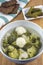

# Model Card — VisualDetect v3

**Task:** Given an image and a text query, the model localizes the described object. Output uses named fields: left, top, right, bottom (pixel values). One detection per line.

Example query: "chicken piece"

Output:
left=12, top=4, right=19, bottom=14
left=1, top=0, right=17, bottom=7
left=0, top=5, right=15, bottom=14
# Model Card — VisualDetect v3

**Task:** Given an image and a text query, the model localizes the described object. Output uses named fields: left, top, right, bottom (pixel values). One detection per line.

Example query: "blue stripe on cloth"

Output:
left=19, top=7, right=22, bottom=11
left=9, top=14, right=17, bottom=17
left=0, top=0, right=5, bottom=2
left=19, top=0, right=28, bottom=3
left=0, top=16, right=9, bottom=23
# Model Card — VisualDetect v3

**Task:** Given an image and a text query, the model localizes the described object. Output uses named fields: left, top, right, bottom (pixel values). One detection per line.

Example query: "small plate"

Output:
left=22, top=5, right=43, bottom=20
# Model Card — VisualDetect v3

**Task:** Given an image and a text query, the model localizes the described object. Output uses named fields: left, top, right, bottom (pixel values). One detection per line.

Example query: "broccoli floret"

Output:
left=8, top=48, right=19, bottom=59
left=3, top=39, right=9, bottom=47
left=24, top=31, right=31, bottom=36
left=7, top=31, right=17, bottom=44
left=8, top=45, right=14, bottom=52
left=7, top=35, right=15, bottom=44
left=34, top=40, right=41, bottom=49
left=2, top=47, right=7, bottom=53
left=30, top=33, right=38, bottom=43
left=27, top=46, right=37, bottom=58
left=3, top=38, right=9, bottom=47
left=22, top=35, right=30, bottom=43
left=12, top=41, right=16, bottom=46
left=12, top=41, right=20, bottom=49
left=29, top=33, right=41, bottom=49
left=3, top=43, right=9, bottom=48
left=3, top=38, right=7, bottom=44
left=23, top=43, right=32, bottom=51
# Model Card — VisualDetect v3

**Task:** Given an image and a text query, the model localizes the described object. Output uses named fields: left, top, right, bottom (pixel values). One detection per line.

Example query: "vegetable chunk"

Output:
left=8, top=48, right=19, bottom=59
left=15, top=26, right=26, bottom=35
left=27, top=46, right=37, bottom=58
left=16, top=37, right=26, bottom=48
left=2, top=26, right=41, bottom=60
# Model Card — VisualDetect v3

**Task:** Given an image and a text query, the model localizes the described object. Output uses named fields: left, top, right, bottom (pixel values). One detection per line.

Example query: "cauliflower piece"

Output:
left=22, top=35, right=30, bottom=43
left=8, top=45, right=14, bottom=52
left=19, top=49, right=28, bottom=60
left=8, top=48, right=19, bottom=59
left=27, top=46, right=37, bottom=58
left=15, top=26, right=26, bottom=35
left=16, top=37, right=26, bottom=48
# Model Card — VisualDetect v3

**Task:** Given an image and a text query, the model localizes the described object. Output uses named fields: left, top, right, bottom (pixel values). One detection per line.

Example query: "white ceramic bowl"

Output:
left=0, top=20, right=43, bottom=64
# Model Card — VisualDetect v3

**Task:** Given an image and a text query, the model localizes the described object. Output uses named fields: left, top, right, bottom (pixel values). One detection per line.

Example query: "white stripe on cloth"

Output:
left=0, top=2, right=2, bottom=6
left=0, top=18, right=5, bottom=28
left=5, top=0, right=10, bottom=1
left=17, top=0, right=26, bottom=8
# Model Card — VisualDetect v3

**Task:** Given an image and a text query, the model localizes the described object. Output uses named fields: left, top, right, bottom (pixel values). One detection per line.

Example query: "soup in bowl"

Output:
left=0, top=20, right=43, bottom=64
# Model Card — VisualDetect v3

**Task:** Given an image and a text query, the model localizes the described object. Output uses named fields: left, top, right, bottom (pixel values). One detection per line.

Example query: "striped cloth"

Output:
left=0, top=0, right=30, bottom=28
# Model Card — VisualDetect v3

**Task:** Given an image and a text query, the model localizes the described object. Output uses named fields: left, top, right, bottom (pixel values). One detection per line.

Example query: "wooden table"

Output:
left=0, top=0, right=43, bottom=65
